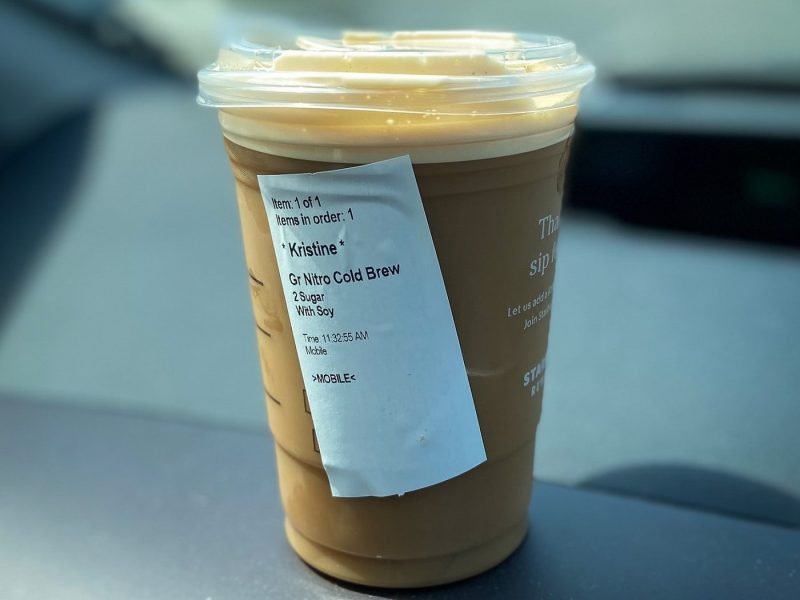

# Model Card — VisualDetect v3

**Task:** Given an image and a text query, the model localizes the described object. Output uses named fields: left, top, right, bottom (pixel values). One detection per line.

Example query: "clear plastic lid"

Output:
left=198, top=30, right=594, bottom=113
left=198, top=31, right=594, bottom=163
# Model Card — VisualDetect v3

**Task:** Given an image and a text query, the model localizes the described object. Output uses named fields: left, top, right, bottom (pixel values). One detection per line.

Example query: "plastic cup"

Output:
left=198, top=30, right=593, bottom=588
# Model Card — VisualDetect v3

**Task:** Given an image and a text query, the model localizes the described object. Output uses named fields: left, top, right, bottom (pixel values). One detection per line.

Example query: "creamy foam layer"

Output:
left=199, top=31, right=594, bottom=163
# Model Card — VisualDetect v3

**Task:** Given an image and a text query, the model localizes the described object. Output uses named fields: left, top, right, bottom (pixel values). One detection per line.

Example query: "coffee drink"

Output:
left=199, top=31, right=593, bottom=587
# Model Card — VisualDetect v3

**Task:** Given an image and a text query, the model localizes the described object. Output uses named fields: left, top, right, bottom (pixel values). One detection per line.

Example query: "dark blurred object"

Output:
left=568, top=83, right=800, bottom=247
left=0, top=0, right=177, bottom=160
left=0, top=0, right=183, bottom=322
left=0, top=110, right=93, bottom=326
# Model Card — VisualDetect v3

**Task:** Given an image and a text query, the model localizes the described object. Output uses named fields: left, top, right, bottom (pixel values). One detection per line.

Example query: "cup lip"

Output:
left=197, top=30, right=595, bottom=111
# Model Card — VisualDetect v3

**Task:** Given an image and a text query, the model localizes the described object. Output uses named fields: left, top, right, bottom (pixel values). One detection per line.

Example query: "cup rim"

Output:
left=197, top=30, right=595, bottom=112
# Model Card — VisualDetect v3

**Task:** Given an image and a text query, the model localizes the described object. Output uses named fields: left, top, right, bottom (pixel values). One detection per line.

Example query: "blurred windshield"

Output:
left=1, top=0, right=799, bottom=531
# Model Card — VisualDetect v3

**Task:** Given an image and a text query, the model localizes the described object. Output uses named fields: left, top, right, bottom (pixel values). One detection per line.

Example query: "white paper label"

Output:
left=258, top=156, right=486, bottom=498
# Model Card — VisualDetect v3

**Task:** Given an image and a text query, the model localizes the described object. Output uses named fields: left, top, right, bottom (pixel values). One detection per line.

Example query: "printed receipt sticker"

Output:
left=259, top=156, right=486, bottom=498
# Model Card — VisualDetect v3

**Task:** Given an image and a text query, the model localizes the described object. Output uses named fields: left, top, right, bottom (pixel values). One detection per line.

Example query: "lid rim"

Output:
left=198, top=31, right=595, bottom=109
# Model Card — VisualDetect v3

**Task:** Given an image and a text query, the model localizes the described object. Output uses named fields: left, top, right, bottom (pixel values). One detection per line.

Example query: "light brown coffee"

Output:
left=224, top=137, right=569, bottom=587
